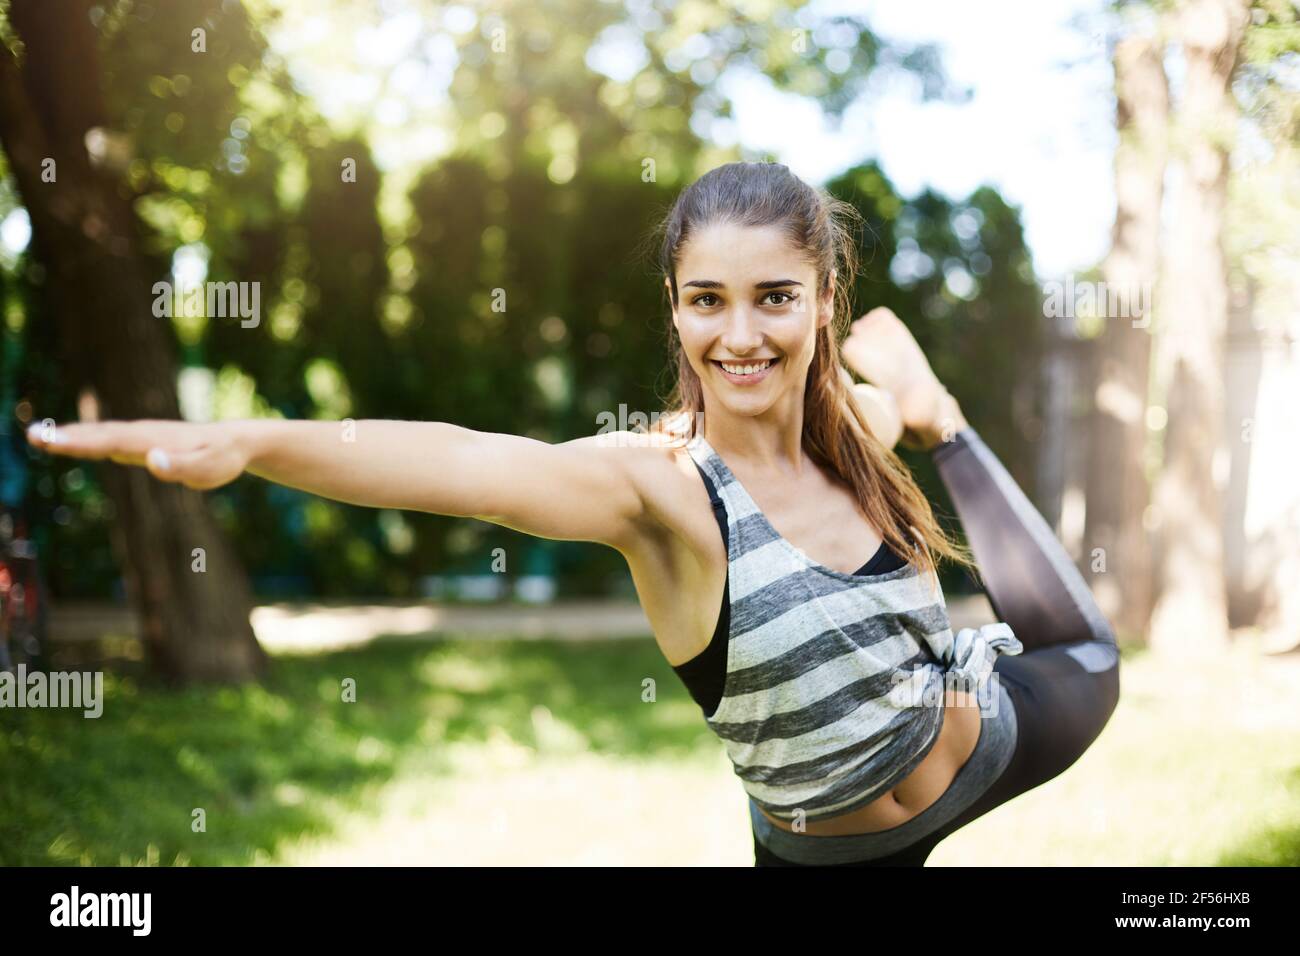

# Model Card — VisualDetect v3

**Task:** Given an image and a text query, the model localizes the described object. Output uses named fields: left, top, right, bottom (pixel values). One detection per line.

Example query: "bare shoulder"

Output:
left=575, top=429, right=718, bottom=564
left=577, top=427, right=704, bottom=508
left=579, top=429, right=725, bottom=664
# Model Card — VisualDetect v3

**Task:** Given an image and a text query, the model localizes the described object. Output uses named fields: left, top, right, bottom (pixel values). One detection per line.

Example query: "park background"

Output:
left=0, top=0, right=1297, bottom=865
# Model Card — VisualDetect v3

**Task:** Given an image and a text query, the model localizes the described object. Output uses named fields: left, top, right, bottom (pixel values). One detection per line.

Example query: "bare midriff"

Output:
left=758, top=687, right=984, bottom=836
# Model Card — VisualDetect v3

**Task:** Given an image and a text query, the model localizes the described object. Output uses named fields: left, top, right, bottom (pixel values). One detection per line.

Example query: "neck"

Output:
left=700, top=387, right=809, bottom=476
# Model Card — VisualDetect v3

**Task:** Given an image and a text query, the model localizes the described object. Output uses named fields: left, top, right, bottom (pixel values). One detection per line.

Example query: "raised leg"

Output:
left=830, top=308, right=1123, bottom=867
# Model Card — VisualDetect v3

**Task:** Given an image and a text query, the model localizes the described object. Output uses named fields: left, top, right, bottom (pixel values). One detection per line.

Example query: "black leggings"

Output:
left=754, top=428, right=1122, bottom=866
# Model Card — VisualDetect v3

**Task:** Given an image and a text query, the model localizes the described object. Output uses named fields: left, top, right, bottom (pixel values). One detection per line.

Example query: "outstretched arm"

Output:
left=26, top=418, right=651, bottom=551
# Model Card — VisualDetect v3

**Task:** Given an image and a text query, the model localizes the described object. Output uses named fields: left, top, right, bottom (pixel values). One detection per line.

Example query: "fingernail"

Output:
left=28, top=422, right=61, bottom=443
left=147, top=448, right=170, bottom=473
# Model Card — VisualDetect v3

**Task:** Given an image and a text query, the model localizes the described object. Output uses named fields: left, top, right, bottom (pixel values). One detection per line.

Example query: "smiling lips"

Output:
left=712, top=357, right=780, bottom=383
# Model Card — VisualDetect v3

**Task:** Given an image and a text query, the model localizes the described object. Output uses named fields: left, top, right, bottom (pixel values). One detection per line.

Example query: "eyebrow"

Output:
left=682, top=279, right=803, bottom=290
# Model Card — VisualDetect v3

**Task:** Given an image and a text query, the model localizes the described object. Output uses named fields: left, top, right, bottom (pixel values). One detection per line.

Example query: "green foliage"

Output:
left=2, top=1, right=1044, bottom=599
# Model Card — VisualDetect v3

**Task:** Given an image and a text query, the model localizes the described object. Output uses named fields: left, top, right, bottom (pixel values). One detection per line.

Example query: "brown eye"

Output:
left=692, top=293, right=719, bottom=307
left=765, top=291, right=795, bottom=306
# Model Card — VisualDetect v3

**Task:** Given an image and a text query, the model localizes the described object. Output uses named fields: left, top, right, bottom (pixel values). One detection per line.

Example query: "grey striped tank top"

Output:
left=682, top=430, right=1024, bottom=824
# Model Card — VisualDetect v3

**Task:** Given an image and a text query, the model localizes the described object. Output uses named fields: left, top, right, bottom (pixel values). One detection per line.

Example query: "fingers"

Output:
left=25, top=418, right=242, bottom=493
left=144, top=448, right=172, bottom=478
left=144, top=446, right=233, bottom=490
left=847, top=308, right=899, bottom=345
left=848, top=306, right=897, bottom=338
left=26, top=421, right=147, bottom=463
left=845, top=309, right=886, bottom=351
left=25, top=420, right=230, bottom=487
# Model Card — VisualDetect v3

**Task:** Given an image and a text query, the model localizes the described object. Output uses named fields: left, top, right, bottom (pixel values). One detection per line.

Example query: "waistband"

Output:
left=750, top=677, right=1018, bottom=865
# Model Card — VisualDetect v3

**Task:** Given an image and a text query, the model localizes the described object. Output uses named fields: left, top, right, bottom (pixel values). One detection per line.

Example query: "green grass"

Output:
left=2, top=634, right=1298, bottom=866
left=0, top=635, right=716, bottom=866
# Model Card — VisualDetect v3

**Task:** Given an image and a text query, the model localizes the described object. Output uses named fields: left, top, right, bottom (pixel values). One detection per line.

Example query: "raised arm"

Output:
left=25, top=418, right=652, bottom=551
left=839, top=365, right=905, bottom=449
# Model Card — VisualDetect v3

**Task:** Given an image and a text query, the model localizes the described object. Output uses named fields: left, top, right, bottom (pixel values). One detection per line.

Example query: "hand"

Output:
left=26, top=419, right=252, bottom=491
left=840, top=306, right=901, bottom=383
left=838, top=306, right=964, bottom=450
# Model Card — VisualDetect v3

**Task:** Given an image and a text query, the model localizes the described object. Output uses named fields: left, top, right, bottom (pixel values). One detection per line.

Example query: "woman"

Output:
left=27, top=161, right=1120, bottom=866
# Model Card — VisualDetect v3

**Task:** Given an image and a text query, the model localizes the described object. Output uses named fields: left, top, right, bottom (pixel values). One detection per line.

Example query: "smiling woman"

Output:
left=25, top=160, right=1120, bottom=869
left=635, top=161, right=1118, bottom=864
left=650, top=172, right=968, bottom=584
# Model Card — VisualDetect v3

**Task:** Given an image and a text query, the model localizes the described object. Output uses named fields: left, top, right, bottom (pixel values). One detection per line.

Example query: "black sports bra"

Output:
left=671, top=460, right=909, bottom=716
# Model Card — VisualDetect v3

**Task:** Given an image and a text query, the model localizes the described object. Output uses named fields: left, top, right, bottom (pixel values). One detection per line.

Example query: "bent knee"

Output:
left=1064, top=643, right=1122, bottom=739
left=1085, top=655, right=1121, bottom=735
left=1063, top=637, right=1119, bottom=676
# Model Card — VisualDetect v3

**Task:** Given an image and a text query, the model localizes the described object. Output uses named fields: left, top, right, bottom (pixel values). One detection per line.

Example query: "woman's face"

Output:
left=668, top=221, right=833, bottom=417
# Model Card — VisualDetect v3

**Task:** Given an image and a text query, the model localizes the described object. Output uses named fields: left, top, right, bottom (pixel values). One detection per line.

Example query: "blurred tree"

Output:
left=1083, top=7, right=1169, bottom=644
left=0, top=0, right=265, bottom=681
left=1147, top=0, right=1253, bottom=653
left=1219, top=0, right=1300, bottom=647
left=0, top=0, right=1050, bottom=630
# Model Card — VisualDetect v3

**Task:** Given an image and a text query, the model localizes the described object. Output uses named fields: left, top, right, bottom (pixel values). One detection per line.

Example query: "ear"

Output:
left=816, top=268, right=837, bottom=329
left=665, top=277, right=679, bottom=328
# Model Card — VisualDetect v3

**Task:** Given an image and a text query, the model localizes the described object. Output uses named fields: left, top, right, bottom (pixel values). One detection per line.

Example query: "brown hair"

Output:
left=646, top=161, right=973, bottom=581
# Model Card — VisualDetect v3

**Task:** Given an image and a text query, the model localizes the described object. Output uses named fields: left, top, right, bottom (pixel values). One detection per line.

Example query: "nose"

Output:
left=719, top=304, right=765, bottom=356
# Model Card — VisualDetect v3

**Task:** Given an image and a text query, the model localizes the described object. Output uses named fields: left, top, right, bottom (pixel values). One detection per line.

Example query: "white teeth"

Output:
left=720, top=360, right=774, bottom=376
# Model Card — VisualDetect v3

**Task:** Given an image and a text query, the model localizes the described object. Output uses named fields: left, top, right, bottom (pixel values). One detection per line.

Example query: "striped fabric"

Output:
left=683, top=431, right=1024, bottom=823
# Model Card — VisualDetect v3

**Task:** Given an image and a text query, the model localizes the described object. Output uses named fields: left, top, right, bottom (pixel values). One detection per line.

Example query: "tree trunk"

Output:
left=0, top=0, right=265, bottom=682
left=1147, top=0, right=1251, bottom=655
left=1083, top=27, right=1168, bottom=644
